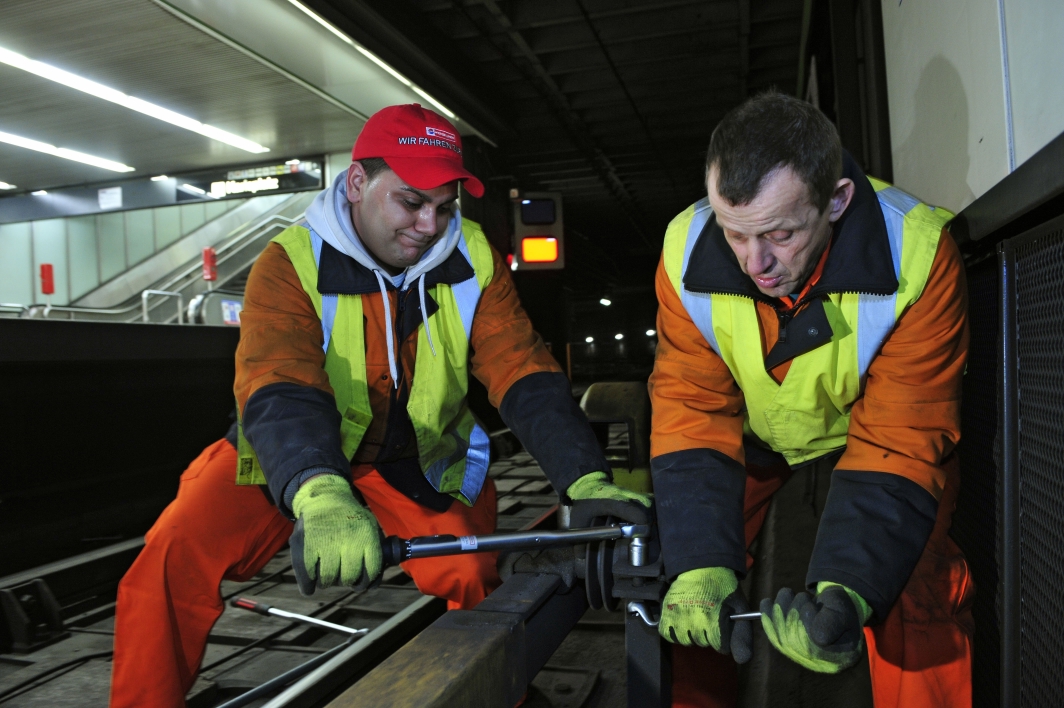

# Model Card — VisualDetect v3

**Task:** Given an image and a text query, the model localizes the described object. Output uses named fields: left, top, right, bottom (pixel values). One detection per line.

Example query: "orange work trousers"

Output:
left=672, top=455, right=974, bottom=708
left=109, top=439, right=500, bottom=708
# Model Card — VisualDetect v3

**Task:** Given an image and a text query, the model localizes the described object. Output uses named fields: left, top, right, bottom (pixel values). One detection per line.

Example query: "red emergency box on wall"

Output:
left=40, top=264, right=55, bottom=295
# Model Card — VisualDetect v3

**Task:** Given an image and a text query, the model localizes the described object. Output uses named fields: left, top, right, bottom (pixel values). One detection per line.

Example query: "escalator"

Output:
left=20, top=190, right=318, bottom=325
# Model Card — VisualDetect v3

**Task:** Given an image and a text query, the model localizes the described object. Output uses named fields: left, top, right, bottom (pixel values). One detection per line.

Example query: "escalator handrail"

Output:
left=23, top=212, right=303, bottom=322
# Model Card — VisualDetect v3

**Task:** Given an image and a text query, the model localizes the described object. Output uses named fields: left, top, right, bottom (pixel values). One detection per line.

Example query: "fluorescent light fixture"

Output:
left=646, top=329, right=656, bottom=336
left=599, top=298, right=612, bottom=306
left=585, top=336, right=594, bottom=343
left=285, top=159, right=300, bottom=165
left=354, top=44, right=455, bottom=119
left=614, top=333, right=624, bottom=340
left=285, top=0, right=457, bottom=119
left=0, top=130, right=134, bottom=172
left=355, top=46, right=411, bottom=84
left=286, top=0, right=353, bottom=43
left=150, top=174, right=169, bottom=181
left=179, top=183, right=205, bottom=195
left=410, top=86, right=457, bottom=119
left=31, top=189, right=47, bottom=195
left=0, top=181, right=16, bottom=190
left=0, top=45, right=268, bottom=154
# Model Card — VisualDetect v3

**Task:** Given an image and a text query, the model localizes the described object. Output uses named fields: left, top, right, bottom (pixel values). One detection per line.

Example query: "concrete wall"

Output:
left=881, top=0, right=1064, bottom=212
left=0, top=200, right=244, bottom=307
left=1003, top=0, right=1064, bottom=167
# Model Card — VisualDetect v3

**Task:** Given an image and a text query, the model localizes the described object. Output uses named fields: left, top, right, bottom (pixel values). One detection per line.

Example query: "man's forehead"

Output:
left=708, top=165, right=814, bottom=230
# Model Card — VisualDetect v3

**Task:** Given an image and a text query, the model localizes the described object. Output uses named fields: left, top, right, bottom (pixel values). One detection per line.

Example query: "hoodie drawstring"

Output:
left=419, top=273, right=437, bottom=357
left=372, top=270, right=399, bottom=389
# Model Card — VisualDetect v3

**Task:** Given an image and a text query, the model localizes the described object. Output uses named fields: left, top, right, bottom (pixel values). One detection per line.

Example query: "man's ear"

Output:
left=826, top=178, right=855, bottom=224
left=346, top=161, right=368, bottom=206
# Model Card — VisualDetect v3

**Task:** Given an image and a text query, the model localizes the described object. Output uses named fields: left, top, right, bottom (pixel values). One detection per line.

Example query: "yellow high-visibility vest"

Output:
left=662, top=179, right=951, bottom=465
left=237, top=219, right=494, bottom=505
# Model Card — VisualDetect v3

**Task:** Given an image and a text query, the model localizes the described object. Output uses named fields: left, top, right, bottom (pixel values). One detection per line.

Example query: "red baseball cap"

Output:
left=352, top=104, right=484, bottom=198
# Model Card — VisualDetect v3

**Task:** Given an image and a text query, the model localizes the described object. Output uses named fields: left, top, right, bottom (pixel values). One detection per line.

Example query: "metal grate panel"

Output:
left=1013, top=216, right=1064, bottom=707
left=952, top=257, right=1002, bottom=708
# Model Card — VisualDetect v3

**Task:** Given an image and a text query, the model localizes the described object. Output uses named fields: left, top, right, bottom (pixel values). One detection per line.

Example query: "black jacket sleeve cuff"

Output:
left=224, top=420, right=239, bottom=449
left=807, top=469, right=938, bottom=622
left=651, top=448, right=747, bottom=579
left=499, top=371, right=610, bottom=495
left=243, top=382, right=349, bottom=514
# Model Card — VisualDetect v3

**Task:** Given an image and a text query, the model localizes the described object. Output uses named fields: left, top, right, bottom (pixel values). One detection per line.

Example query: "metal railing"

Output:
left=147, top=212, right=303, bottom=301
left=142, top=290, right=184, bottom=324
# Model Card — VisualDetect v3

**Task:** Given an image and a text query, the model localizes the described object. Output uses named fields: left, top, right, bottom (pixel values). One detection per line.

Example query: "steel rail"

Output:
left=215, top=639, right=356, bottom=708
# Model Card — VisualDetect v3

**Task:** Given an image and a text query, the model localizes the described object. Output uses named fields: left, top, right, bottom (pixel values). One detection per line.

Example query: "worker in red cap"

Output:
left=109, top=104, right=647, bottom=708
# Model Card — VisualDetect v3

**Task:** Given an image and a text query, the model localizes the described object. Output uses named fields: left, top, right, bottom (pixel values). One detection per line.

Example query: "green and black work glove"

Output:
left=760, top=582, right=873, bottom=673
left=289, top=474, right=383, bottom=596
left=566, top=471, right=652, bottom=508
left=659, top=567, right=753, bottom=663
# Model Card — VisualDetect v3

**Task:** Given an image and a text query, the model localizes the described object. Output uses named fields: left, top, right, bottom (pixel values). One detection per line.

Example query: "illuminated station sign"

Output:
left=0, top=157, right=324, bottom=223
left=178, top=159, right=323, bottom=202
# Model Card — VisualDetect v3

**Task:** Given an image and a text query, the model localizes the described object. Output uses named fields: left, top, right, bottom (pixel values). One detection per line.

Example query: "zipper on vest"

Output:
left=776, top=310, right=794, bottom=343
left=392, top=289, right=405, bottom=387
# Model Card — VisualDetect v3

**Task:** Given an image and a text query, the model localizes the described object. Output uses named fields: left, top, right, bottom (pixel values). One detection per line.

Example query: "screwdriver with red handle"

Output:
left=230, top=597, right=369, bottom=636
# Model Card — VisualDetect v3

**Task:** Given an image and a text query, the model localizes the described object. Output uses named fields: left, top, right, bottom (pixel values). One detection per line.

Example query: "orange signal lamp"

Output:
left=521, top=237, right=558, bottom=263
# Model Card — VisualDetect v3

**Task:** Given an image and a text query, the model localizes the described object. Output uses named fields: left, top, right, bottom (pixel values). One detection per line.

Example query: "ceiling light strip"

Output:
left=0, top=130, right=134, bottom=172
left=284, top=0, right=456, bottom=119
left=0, top=45, right=268, bottom=154
left=151, top=0, right=368, bottom=123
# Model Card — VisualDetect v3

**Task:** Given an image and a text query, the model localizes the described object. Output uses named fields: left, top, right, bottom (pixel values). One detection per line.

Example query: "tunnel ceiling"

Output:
left=315, top=0, right=808, bottom=283
left=0, top=0, right=367, bottom=191
left=0, top=0, right=810, bottom=292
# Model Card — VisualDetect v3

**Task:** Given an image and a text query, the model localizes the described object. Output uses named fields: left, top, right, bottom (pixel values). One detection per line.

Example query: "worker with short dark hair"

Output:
left=650, top=92, right=972, bottom=706
left=109, top=104, right=649, bottom=708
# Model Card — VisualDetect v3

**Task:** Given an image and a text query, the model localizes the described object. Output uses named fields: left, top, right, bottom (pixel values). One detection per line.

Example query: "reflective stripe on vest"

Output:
left=678, top=197, right=720, bottom=354
left=662, top=179, right=951, bottom=465
left=309, top=230, right=483, bottom=353
left=308, top=226, right=490, bottom=503
left=238, top=217, right=494, bottom=506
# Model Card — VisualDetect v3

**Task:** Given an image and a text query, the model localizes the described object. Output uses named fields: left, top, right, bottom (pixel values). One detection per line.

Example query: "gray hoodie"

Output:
left=303, top=169, right=465, bottom=387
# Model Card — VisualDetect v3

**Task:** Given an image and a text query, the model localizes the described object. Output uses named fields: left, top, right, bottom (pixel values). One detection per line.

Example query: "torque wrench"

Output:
left=381, top=523, right=650, bottom=566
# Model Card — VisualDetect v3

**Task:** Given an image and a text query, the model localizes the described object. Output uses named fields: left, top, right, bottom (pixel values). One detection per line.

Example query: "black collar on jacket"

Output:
left=314, top=237, right=476, bottom=341
left=682, top=153, right=898, bottom=369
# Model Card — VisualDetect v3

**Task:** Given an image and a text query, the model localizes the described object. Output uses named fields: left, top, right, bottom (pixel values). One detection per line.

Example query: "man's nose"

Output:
left=414, top=206, right=437, bottom=234
left=745, top=240, right=774, bottom=276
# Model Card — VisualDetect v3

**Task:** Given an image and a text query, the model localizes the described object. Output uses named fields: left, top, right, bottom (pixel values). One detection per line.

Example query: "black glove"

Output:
left=759, top=583, right=871, bottom=673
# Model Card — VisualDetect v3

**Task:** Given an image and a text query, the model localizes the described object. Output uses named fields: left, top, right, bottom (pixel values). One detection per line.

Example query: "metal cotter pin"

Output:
left=627, top=601, right=659, bottom=626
